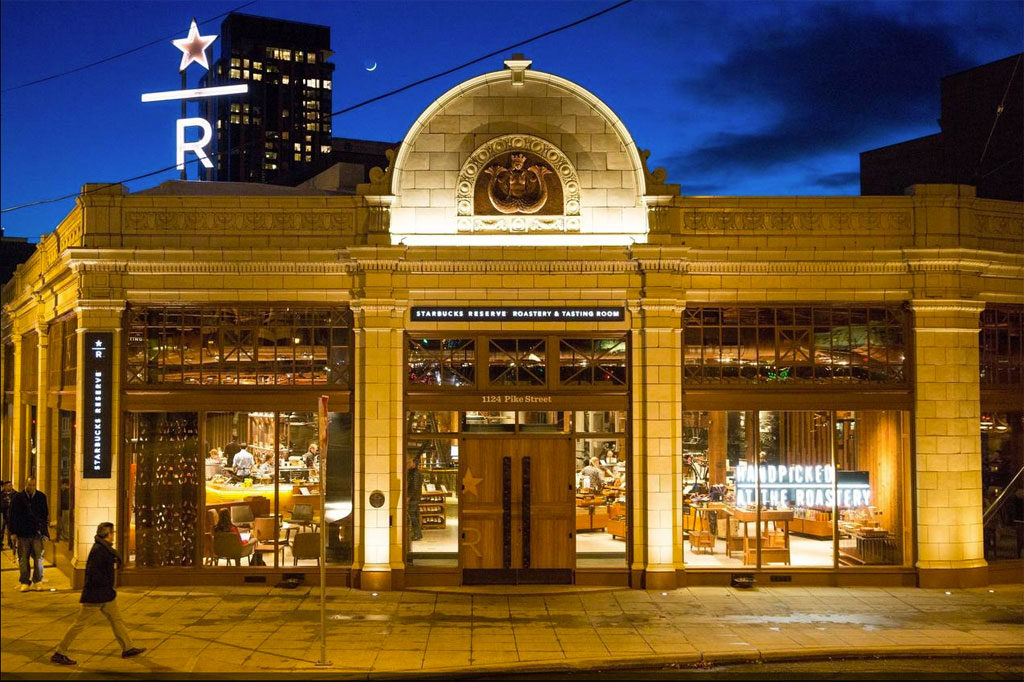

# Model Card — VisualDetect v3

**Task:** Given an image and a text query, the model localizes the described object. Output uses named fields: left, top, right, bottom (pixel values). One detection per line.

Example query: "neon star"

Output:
left=462, top=468, right=483, bottom=497
left=172, top=19, right=217, bottom=72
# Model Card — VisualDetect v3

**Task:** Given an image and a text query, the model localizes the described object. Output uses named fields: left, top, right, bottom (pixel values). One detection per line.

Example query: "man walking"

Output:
left=51, top=522, right=145, bottom=665
left=9, top=477, right=49, bottom=591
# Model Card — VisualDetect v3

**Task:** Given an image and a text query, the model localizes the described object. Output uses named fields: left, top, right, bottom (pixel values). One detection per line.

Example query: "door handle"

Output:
left=461, top=532, right=465, bottom=539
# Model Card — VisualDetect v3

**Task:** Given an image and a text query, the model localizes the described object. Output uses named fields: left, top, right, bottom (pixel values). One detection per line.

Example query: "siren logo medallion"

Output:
left=457, top=134, right=581, bottom=233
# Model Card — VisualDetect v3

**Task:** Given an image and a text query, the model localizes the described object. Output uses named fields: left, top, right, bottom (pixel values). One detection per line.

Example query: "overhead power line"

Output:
left=1, top=0, right=635, bottom=215
left=0, top=1, right=257, bottom=93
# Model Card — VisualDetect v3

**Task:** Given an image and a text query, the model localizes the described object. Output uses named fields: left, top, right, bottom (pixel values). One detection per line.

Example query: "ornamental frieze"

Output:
left=680, top=211, right=911, bottom=232
left=123, top=210, right=356, bottom=233
left=975, top=213, right=1024, bottom=237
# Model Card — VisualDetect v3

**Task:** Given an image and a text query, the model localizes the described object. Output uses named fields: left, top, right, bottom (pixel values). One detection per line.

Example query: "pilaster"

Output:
left=351, top=300, right=407, bottom=590
left=10, top=334, right=24, bottom=485
left=72, top=300, right=124, bottom=569
left=35, top=322, right=51, bottom=504
left=631, top=300, right=684, bottom=589
left=911, top=299, right=988, bottom=588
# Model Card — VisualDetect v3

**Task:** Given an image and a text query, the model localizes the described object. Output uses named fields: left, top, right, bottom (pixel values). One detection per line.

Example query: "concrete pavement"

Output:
left=1, top=552, right=1021, bottom=677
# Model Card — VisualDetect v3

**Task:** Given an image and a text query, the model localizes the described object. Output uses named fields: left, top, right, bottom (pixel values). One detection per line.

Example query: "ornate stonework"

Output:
left=456, top=134, right=581, bottom=230
left=123, top=210, right=356, bottom=233
left=680, top=211, right=911, bottom=232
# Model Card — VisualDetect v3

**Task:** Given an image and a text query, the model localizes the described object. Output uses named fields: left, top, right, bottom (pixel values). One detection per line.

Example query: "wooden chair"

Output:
left=244, top=496, right=271, bottom=518
left=230, top=505, right=255, bottom=529
left=288, top=503, right=317, bottom=532
left=291, top=532, right=320, bottom=566
left=212, top=532, right=256, bottom=566
left=253, top=517, right=285, bottom=564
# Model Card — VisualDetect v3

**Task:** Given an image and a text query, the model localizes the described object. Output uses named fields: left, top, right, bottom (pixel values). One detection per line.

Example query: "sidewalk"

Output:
left=2, top=551, right=1021, bottom=677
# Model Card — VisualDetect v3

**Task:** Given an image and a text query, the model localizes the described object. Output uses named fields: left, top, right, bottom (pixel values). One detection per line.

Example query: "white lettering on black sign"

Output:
left=83, top=332, right=113, bottom=479
left=411, top=306, right=625, bottom=322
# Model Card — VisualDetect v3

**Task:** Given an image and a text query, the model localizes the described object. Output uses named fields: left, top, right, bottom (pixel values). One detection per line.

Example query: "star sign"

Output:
left=462, top=468, right=483, bottom=497
left=172, top=19, right=217, bottom=72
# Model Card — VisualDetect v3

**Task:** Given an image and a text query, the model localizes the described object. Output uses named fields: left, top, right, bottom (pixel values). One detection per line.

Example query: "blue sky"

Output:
left=1, top=0, right=1021, bottom=241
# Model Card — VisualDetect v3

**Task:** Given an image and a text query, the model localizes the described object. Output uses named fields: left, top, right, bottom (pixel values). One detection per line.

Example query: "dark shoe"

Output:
left=51, top=652, right=76, bottom=665
left=121, top=647, right=146, bottom=658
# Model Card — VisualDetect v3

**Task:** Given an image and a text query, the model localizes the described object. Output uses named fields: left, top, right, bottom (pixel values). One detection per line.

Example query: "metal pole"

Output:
left=316, top=395, right=331, bottom=667
left=180, top=70, right=187, bottom=181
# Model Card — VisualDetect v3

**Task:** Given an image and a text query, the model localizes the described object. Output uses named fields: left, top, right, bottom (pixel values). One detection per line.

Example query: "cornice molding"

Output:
left=909, top=299, right=987, bottom=315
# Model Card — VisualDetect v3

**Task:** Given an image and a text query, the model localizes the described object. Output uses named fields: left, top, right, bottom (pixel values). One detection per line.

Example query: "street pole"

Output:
left=316, top=395, right=331, bottom=667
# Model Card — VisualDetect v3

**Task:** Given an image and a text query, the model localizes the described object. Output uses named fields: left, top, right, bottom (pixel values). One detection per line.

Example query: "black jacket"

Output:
left=9, top=490, right=48, bottom=538
left=81, top=536, right=121, bottom=604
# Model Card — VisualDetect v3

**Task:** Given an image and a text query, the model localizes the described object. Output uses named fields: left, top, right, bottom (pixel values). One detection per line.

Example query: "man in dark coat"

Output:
left=51, top=522, right=145, bottom=665
left=9, top=477, right=49, bottom=591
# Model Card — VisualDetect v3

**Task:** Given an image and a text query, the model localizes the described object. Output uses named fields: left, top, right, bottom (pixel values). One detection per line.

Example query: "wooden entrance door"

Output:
left=460, top=437, right=574, bottom=584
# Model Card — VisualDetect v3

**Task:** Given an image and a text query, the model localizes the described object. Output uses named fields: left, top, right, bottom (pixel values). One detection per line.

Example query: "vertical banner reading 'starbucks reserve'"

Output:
left=83, top=332, right=113, bottom=479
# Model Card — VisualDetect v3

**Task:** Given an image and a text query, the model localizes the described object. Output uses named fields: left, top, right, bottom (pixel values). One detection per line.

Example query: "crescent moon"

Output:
left=365, top=62, right=377, bottom=72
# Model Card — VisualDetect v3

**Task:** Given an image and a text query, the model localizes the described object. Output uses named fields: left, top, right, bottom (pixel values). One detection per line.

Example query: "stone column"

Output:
left=351, top=302, right=406, bottom=591
left=911, top=300, right=987, bottom=588
left=631, top=302, right=684, bottom=589
left=35, top=323, right=51, bottom=504
left=72, top=301, right=125, bottom=571
left=9, top=334, right=25, bottom=485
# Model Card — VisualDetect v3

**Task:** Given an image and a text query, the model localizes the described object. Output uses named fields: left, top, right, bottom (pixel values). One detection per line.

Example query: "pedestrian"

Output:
left=0, top=480, right=15, bottom=551
left=50, top=522, right=145, bottom=666
left=9, top=477, right=49, bottom=592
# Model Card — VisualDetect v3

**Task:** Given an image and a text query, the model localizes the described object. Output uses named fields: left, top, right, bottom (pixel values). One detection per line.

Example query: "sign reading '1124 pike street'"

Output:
left=83, top=333, right=113, bottom=479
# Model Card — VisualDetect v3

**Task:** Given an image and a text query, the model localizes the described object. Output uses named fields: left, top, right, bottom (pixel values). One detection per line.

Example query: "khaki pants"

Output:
left=57, top=599, right=134, bottom=655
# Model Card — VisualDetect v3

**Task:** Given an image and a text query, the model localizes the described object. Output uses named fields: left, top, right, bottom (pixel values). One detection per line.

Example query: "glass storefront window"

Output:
left=982, top=412, right=1023, bottom=562
left=56, top=410, right=75, bottom=548
left=462, top=411, right=515, bottom=432
left=681, top=410, right=907, bottom=569
left=518, top=411, right=566, bottom=433
left=126, top=412, right=200, bottom=567
left=407, top=411, right=459, bottom=435
left=575, top=437, right=627, bottom=567
left=980, top=307, right=1024, bottom=386
left=407, top=438, right=459, bottom=566
left=574, top=411, right=627, bottom=433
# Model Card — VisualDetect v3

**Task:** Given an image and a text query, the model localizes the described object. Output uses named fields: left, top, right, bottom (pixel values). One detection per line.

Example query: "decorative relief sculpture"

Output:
left=680, top=211, right=911, bottom=232
left=484, top=152, right=552, bottom=214
left=456, top=134, right=580, bottom=232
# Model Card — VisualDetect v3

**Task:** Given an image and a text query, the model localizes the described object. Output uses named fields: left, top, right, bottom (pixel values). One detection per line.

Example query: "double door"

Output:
left=459, top=437, right=574, bottom=584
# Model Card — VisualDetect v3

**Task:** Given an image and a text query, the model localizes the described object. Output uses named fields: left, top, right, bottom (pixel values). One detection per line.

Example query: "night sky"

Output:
left=1, top=0, right=1021, bottom=241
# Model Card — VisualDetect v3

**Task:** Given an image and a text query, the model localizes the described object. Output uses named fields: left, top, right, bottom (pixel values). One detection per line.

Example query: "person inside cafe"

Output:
left=580, top=457, right=605, bottom=493
left=232, top=443, right=255, bottom=479
left=303, top=444, right=319, bottom=470
left=214, top=509, right=242, bottom=539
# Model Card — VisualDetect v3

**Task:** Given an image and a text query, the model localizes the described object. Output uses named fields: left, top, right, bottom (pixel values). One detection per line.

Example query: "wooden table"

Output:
left=723, top=507, right=793, bottom=565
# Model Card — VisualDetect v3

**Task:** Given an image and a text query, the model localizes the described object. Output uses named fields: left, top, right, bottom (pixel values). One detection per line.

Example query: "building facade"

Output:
left=200, top=13, right=335, bottom=185
left=861, top=53, right=1023, bottom=203
left=2, top=59, right=1022, bottom=591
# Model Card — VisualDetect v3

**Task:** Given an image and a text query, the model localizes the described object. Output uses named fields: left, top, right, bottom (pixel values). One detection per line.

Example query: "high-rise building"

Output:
left=200, top=13, right=334, bottom=185
left=860, top=53, right=1023, bottom=202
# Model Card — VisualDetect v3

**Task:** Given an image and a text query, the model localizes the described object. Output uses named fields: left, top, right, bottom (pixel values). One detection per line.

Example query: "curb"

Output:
left=290, top=645, right=1024, bottom=678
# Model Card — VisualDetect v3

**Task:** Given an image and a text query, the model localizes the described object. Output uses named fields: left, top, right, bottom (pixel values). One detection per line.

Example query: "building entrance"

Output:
left=459, top=437, right=574, bottom=584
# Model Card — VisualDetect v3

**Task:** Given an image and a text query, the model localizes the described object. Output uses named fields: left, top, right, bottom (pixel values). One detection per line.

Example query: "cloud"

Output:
left=664, top=4, right=982, bottom=185
left=810, top=171, right=860, bottom=189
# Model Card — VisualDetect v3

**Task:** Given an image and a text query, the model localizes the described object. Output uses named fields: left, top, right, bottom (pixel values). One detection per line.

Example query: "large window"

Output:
left=406, top=334, right=629, bottom=390
left=982, top=411, right=1023, bottom=562
left=127, top=409, right=353, bottom=569
left=683, top=306, right=907, bottom=384
left=681, top=410, right=908, bottom=569
left=125, top=306, right=351, bottom=387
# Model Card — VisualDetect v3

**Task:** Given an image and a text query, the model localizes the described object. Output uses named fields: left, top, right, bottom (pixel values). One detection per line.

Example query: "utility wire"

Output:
left=1, top=0, right=634, bottom=215
left=0, top=1, right=257, bottom=93
left=974, top=52, right=1022, bottom=180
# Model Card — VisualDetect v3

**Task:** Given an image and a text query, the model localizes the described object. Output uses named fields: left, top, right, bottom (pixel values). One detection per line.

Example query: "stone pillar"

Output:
left=911, top=300, right=987, bottom=588
left=72, top=301, right=125, bottom=570
left=631, top=302, right=684, bottom=589
left=351, top=302, right=406, bottom=591
left=9, top=334, right=25, bottom=485
left=35, top=324, right=51, bottom=505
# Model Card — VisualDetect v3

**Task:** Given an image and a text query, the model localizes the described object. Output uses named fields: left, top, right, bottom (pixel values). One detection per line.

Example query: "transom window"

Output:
left=980, top=305, right=1023, bottom=386
left=683, top=305, right=907, bottom=384
left=126, top=306, right=351, bottom=387
left=406, top=334, right=628, bottom=390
